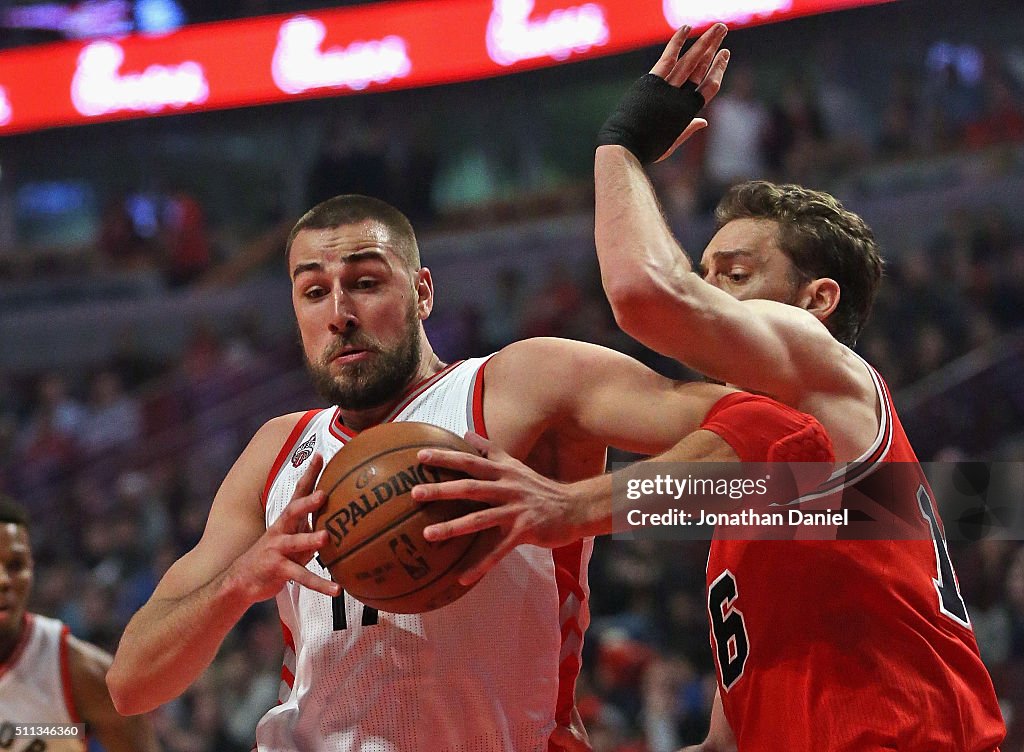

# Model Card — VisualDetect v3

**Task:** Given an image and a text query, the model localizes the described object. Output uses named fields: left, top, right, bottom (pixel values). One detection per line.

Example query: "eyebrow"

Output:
left=699, top=249, right=759, bottom=273
left=291, top=250, right=390, bottom=281
left=710, top=249, right=757, bottom=262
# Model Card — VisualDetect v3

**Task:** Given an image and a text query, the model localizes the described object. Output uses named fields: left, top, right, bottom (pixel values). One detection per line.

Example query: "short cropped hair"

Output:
left=286, top=195, right=421, bottom=270
left=0, top=495, right=30, bottom=530
left=715, top=181, right=883, bottom=347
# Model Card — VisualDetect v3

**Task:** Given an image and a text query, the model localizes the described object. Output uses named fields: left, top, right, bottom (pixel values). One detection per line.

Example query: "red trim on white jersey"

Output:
left=280, top=619, right=295, bottom=653
left=470, top=356, right=491, bottom=439
left=59, top=624, right=83, bottom=724
left=328, top=360, right=465, bottom=440
left=385, top=360, right=463, bottom=422
left=327, top=407, right=354, bottom=442
left=551, top=541, right=587, bottom=729
left=262, top=409, right=321, bottom=509
left=278, top=618, right=297, bottom=704
left=0, top=612, right=34, bottom=679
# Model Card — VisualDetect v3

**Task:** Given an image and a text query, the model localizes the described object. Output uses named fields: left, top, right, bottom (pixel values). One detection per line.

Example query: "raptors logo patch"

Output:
left=291, top=434, right=316, bottom=467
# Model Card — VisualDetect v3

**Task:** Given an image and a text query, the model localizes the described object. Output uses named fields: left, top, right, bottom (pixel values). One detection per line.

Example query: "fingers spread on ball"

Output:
left=416, top=448, right=502, bottom=482
left=288, top=562, right=340, bottom=597
left=423, top=506, right=507, bottom=542
left=279, top=490, right=325, bottom=532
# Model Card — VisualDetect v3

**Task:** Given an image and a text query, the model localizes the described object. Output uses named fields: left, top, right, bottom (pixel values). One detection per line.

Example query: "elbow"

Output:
left=604, top=282, right=685, bottom=344
left=603, top=277, right=660, bottom=335
left=602, top=268, right=648, bottom=313
left=602, top=263, right=703, bottom=337
left=106, top=663, right=152, bottom=716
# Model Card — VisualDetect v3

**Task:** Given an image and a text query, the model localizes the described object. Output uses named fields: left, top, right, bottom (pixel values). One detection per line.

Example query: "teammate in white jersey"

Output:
left=108, top=188, right=749, bottom=752
left=0, top=496, right=160, bottom=752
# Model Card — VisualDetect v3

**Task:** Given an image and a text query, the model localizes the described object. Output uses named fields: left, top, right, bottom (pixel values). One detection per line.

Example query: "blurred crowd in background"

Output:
left=1, top=0, right=1024, bottom=749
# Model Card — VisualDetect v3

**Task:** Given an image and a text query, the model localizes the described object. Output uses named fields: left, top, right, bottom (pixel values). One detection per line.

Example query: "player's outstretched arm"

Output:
left=65, top=634, right=162, bottom=752
left=107, top=414, right=339, bottom=715
left=414, top=428, right=738, bottom=585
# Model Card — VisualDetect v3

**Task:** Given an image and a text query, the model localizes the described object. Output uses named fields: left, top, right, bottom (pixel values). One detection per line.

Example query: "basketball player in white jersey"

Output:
left=0, top=496, right=160, bottom=752
left=107, top=189, right=782, bottom=752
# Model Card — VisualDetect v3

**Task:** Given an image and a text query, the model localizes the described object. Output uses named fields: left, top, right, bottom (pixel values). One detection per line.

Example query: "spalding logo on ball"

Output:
left=313, top=422, right=502, bottom=614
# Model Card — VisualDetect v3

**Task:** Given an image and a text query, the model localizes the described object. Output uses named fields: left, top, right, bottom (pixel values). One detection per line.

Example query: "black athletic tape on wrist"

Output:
left=596, top=74, right=705, bottom=165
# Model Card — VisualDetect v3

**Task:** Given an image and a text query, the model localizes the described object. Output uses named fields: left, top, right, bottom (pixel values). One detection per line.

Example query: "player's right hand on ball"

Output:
left=412, top=433, right=585, bottom=585
left=230, top=454, right=341, bottom=603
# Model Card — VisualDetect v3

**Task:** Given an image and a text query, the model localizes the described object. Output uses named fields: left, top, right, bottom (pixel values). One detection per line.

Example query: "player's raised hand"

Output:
left=228, top=454, right=340, bottom=602
left=652, top=22, right=729, bottom=95
left=412, top=432, right=587, bottom=585
left=597, top=23, right=730, bottom=164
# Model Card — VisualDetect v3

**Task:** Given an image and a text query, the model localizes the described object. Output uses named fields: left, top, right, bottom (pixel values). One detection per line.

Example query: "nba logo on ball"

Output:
left=389, top=533, right=432, bottom=579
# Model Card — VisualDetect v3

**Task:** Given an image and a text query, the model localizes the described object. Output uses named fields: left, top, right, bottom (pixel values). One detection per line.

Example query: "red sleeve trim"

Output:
left=59, top=625, right=83, bottom=724
left=471, top=356, right=493, bottom=439
left=262, top=410, right=321, bottom=509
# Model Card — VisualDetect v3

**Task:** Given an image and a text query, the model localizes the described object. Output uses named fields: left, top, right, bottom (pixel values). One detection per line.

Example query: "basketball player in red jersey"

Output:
left=596, top=24, right=1004, bottom=751
left=416, top=25, right=1005, bottom=751
left=0, top=496, right=160, bottom=752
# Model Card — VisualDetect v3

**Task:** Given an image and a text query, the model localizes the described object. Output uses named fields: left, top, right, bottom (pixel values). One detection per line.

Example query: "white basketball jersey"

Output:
left=258, top=357, right=593, bottom=752
left=0, top=614, right=86, bottom=752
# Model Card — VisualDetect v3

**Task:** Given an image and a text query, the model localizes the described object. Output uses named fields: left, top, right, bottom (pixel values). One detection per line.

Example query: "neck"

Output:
left=338, top=347, right=446, bottom=432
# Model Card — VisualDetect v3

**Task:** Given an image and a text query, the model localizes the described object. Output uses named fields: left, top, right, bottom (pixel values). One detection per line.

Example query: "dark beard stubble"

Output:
left=304, top=305, right=422, bottom=410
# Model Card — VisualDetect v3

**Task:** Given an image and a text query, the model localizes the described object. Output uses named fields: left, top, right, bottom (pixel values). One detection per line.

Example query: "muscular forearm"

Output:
left=107, top=568, right=253, bottom=714
left=563, top=428, right=742, bottom=541
left=594, top=146, right=698, bottom=326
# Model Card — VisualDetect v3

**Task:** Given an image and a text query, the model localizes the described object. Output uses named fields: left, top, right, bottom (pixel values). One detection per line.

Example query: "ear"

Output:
left=415, top=267, right=434, bottom=320
left=798, top=277, right=840, bottom=322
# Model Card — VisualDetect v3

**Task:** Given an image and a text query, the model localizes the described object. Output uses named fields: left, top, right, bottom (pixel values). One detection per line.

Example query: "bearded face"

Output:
left=305, top=299, right=421, bottom=410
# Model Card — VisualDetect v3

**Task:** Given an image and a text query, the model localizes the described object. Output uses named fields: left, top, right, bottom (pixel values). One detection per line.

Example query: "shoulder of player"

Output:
left=212, top=410, right=317, bottom=512
left=242, top=411, right=317, bottom=469
left=489, top=337, right=631, bottom=378
left=487, top=337, right=639, bottom=400
left=742, top=299, right=869, bottom=397
left=65, top=632, right=111, bottom=680
left=62, top=633, right=113, bottom=717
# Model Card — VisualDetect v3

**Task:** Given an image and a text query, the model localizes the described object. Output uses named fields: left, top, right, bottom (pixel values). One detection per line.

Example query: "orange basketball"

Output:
left=313, top=421, right=501, bottom=614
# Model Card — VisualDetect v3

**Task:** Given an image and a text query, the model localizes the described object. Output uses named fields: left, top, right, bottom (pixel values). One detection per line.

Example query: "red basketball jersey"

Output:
left=702, top=370, right=1005, bottom=751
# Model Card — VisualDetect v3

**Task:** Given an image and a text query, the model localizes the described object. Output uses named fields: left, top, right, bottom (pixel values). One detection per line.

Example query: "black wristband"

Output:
left=597, top=74, right=705, bottom=165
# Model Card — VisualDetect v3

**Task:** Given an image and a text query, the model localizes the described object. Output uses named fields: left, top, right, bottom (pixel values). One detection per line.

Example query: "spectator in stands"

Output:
left=306, top=115, right=393, bottom=209
left=762, top=77, right=828, bottom=181
left=97, top=194, right=157, bottom=271
left=163, top=188, right=213, bottom=287
left=480, top=267, right=527, bottom=351
left=699, top=64, right=768, bottom=204
left=964, top=69, right=1024, bottom=149
left=79, top=369, right=144, bottom=456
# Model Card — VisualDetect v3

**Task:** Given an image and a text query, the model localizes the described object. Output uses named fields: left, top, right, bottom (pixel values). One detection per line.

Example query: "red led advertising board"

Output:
left=0, top=0, right=894, bottom=135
